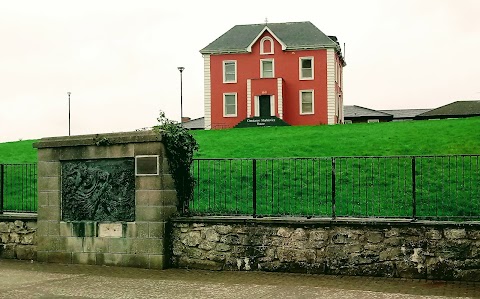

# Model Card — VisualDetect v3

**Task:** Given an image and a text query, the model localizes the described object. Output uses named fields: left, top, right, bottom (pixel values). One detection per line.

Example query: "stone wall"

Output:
left=171, top=218, right=480, bottom=281
left=0, top=218, right=37, bottom=260
left=33, top=131, right=177, bottom=269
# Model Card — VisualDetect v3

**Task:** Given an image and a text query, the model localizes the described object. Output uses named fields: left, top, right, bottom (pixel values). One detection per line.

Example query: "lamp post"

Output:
left=177, top=67, right=185, bottom=125
left=67, top=92, right=71, bottom=136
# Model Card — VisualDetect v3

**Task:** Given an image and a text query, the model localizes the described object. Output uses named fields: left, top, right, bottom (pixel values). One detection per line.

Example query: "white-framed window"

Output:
left=260, top=36, right=274, bottom=54
left=299, top=90, right=314, bottom=115
left=344, top=120, right=353, bottom=124
left=223, top=93, right=237, bottom=117
left=223, top=60, right=237, bottom=83
left=367, top=119, right=379, bottom=123
left=299, top=57, right=314, bottom=80
left=260, top=59, right=274, bottom=78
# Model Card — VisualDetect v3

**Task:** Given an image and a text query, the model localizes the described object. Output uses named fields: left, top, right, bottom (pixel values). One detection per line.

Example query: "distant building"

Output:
left=182, top=117, right=205, bottom=130
left=416, top=101, right=480, bottom=120
left=379, top=109, right=431, bottom=121
left=344, top=105, right=393, bottom=123
left=200, top=21, right=346, bottom=129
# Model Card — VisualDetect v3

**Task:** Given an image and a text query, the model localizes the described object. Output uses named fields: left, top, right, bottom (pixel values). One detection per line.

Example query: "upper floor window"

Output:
left=260, top=59, right=274, bottom=78
left=223, top=93, right=237, bottom=117
left=223, top=61, right=237, bottom=83
left=300, top=90, right=314, bottom=115
left=260, top=37, right=274, bottom=54
left=299, top=57, right=314, bottom=80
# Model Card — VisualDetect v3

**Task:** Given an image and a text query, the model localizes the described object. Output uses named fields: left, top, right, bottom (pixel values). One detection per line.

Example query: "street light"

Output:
left=177, top=67, right=185, bottom=125
left=67, top=92, right=71, bottom=136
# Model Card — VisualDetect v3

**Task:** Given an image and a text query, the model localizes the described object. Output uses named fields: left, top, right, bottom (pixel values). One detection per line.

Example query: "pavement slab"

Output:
left=0, top=260, right=478, bottom=298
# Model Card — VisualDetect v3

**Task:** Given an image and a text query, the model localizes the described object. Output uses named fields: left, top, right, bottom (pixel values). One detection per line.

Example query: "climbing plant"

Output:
left=154, top=111, right=198, bottom=214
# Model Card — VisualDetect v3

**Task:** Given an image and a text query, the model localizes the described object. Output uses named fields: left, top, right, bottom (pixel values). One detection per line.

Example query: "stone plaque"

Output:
left=135, top=155, right=159, bottom=176
left=98, top=223, right=123, bottom=237
left=61, top=158, right=135, bottom=222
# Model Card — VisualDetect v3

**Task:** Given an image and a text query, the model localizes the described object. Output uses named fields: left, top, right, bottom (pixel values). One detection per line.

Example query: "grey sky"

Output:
left=1, top=0, right=479, bottom=142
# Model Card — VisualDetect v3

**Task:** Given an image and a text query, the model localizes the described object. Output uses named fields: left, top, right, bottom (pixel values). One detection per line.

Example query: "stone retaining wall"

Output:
left=171, top=218, right=480, bottom=281
left=0, top=218, right=37, bottom=260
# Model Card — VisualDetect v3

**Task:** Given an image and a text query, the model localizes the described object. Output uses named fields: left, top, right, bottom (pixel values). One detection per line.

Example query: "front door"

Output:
left=259, top=95, right=271, bottom=117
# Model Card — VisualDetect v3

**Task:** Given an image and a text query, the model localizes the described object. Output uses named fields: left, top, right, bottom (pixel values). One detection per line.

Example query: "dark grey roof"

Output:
left=379, top=109, right=432, bottom=119
left=182, top=117, right=204, bottom=130
left=417, top=101, right=480, bottom=117
left=201, top=21, right=339, bottom=55
left=344, top=105, right=392, bottom=118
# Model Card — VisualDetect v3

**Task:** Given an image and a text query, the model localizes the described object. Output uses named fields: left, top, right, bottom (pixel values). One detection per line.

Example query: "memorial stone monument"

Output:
left=34, top=131, right=176, bottom=269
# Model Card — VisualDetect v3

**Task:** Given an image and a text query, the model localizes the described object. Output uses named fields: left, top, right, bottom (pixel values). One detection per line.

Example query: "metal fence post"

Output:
left=331, top=158, right=336, bottom=219
left=0, top=164, right=4, bottom=214
left=412, top=157, right=416, bottom=220
left=252, top=159, right=257, bottom=218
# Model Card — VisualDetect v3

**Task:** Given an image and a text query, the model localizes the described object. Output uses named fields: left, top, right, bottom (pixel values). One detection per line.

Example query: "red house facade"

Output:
left=201, top=22, right=346, bottom=129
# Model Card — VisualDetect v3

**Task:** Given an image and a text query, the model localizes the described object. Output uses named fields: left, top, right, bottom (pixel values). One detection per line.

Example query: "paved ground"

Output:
left=0, top=260, right=479, bottom=299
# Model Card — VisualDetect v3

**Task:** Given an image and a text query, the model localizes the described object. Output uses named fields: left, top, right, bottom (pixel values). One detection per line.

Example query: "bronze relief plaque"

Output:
left=61, top=158, right=135, bottom=221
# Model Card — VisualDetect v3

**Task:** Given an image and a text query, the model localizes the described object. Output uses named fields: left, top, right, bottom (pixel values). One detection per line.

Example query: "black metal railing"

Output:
left=0, top=163, right=37, bottom=213
left=188, top=155, right=480, bottom=220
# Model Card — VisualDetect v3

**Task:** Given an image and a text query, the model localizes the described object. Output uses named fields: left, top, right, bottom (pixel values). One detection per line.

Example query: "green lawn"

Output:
left=192, top=117, right=480, bottom=158
left=1, top=117, right=480, bottom=162
left=0, top=140, right=37, bottom=164
left=1, top=117, right=479, bottom=217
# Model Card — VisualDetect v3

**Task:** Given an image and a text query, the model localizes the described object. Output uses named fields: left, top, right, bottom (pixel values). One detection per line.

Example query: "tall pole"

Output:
left=67, top=92, right=71, bottom=136
left=177, top=67, right=185, bottom=125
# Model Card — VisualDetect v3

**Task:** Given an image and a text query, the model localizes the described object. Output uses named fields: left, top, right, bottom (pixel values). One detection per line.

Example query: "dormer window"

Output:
left=260, top=37, right=274, bottom=54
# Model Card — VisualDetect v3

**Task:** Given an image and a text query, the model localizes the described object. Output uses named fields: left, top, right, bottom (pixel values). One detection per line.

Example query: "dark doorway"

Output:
left=259, top=95, right=271, bottom=117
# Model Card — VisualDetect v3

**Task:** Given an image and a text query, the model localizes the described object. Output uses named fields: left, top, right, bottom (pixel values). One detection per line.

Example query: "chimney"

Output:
left=181, top=117, right=191, bottom=123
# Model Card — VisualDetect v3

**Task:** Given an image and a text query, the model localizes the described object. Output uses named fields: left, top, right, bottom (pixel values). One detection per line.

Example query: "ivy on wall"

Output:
left=154, top=111, right=199, bottom=214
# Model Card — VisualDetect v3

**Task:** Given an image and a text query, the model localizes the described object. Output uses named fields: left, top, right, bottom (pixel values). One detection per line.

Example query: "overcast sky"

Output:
left=0, top=0, right=479, bottom=143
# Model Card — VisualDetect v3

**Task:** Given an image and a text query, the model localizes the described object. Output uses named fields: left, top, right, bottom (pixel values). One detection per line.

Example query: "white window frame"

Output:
left=344, top=120, right=353, bottom=124
left=299, top=57, right=314, bottom=80
left=223, top=60, right=237, bottom=83
left=260, top=36, right=274, bottom=54
left=367, top=119, right=380, bottom=123
left=223, top=93, right=237, bottom=117
left=299, top=90, right=314, bottom=115
left=260, top=59, right=275, bottom=78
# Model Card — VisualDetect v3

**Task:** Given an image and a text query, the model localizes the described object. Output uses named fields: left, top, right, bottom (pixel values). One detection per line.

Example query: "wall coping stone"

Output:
left=33, top=130, right=162, bottom=149
left=0, top=213, right=37, bottom=221
left=172, top=216, right=480, bottom=228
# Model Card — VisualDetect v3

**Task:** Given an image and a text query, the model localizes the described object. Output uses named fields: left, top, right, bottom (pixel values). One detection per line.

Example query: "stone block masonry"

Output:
left=0, top=218, right=37, bottom=260
left=33, top=131, right=177, bottom=269
left=171, top=218, right=480, bottom=281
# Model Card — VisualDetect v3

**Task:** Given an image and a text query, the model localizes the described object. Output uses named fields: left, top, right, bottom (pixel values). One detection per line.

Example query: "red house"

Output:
left=200, top=21, right=346, bottom=129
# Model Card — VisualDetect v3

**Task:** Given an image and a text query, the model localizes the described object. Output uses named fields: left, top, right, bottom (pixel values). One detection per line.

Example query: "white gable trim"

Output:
left=247, top=26, right=287, bottom=52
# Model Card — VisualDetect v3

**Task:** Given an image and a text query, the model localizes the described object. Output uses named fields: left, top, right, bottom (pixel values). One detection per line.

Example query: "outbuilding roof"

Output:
left=200, top=21, right=344, bottom=64
left=416, top=101, right=480, bottom=118
left=344, top=105, right=392, bottom=118
left=182, top=117, right=205, bottom=130
left=379, top=109, right=431, bottom=119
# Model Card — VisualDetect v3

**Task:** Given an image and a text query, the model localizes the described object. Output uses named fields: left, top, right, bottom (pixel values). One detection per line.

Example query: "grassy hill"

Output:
left=0, top=140, right=38, bottom=164
left=192, top=117, right=480, bottom=158
left=0, top=117, right=479, bottom=163
left=1, top=117, right=479, bottom=218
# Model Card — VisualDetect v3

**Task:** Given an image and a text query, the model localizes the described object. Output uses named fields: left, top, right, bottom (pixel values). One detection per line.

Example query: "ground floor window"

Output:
left=300, top=90, right=314, bottom=114
left=223, top=93, right=237, bottom=117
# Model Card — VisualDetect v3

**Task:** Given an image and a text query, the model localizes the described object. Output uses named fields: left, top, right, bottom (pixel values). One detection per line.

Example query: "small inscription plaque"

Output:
left=98, top=223, right=123, bottom=237
left=235, top=116, right=290, bottom=128
left=135, top=155, right=159, bottom=176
